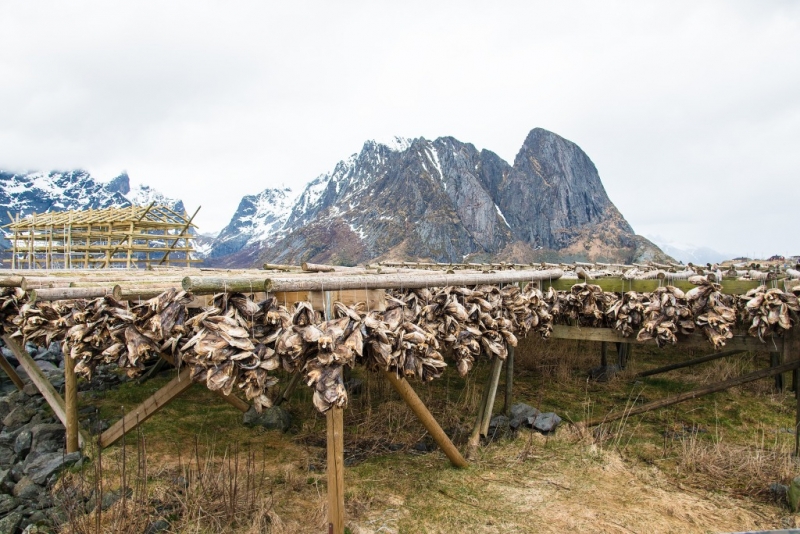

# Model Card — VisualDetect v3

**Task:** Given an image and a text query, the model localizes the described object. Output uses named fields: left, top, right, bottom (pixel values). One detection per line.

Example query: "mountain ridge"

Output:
left=207, top=127, right=668, bottom=267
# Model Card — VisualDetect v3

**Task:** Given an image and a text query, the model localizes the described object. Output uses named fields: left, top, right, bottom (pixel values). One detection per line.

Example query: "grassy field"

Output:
left=56, top=336, right=800, bottom=533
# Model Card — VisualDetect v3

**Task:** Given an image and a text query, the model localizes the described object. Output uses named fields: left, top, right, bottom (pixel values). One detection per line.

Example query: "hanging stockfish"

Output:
left=636, top=286, right=691, bottom=347
left=685, top=279, right=735, bottom=349
left=738, top=286, right=800, bottom=341
left=607, top=291, right=647, bottom=337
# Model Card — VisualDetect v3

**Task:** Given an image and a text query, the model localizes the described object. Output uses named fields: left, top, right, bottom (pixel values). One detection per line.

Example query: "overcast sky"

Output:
left=1, top=1, right=798, bottom=258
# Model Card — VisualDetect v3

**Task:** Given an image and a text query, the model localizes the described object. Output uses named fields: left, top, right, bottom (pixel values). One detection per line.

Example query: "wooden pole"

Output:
left=585, top=359, right=800, bottom=427
left=64, top=349, right=79, bottom=453
left=771, top=351, right=784, bottom=392
left=263, top=268, right=564, bottom=293
left=182, top=276, right=269, bottom=294
left=600, top=342, right=608, bottom=367
left=183, top=269, right=563, bottom=295
left=466, top=365, right=493, bottom=456
left=0, top=353, right=24, bottom=390
left=275, top=370, right=304, bottom=406
left=100, top=368, right=194, bottom=448
left=503, top=346, right=515, bottom=416
left=784, top=329, right=800, bottom=455
left=302, top=262, right=336, bottom=272
left=0, top=276, right=26, bottom=289
left=29, top=285, right=122, bottom=302
left=383, top=371, right=468, bottom=468
left=2, top=335, right=88, bottom=447
left=326, top=406, right=345, bottom=534
left=480, top=356, right=504, bottom=436
left=158, top=205, right=201, bottom=266
left=635, top=349, right=745, bottom=378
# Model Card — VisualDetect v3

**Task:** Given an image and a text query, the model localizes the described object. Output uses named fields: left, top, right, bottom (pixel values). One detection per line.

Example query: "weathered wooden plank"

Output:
left=99, top=368, right=194, bottom=448
left=551, top=325, right=783, bottom=352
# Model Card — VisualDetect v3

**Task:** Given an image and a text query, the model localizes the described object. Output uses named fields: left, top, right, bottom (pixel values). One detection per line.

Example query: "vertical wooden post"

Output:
left=784, top=329, right=800, bottom=456
left=383, top=371, right=468, bottom=468
left=466, top=363, right=493, bottom=455
left=503, top=346, right=515, bottom=416
left=64, top=352, right=79, bottom=453
left=771, top=352, right=784, bottom=392
left=600, top=341, right=608, bottom=367
left=326, top=407, right=345, bottom=534
left=480, top=356, right=504, bottom=436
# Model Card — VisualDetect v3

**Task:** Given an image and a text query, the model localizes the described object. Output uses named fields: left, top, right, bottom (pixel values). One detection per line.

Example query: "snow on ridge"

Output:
left=426, top=145, right=446, bottom=188
left=495, top=204, right=510, bottom=228
left=373, top=136, right=412, bottom=152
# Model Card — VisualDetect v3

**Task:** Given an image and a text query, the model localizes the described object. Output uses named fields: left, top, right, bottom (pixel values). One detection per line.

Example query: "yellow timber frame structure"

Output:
left=4, top=203, right=201, bottom=269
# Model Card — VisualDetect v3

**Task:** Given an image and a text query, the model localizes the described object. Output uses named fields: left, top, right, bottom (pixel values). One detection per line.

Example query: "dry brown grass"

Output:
left=57, top=338, right=800, bottom=533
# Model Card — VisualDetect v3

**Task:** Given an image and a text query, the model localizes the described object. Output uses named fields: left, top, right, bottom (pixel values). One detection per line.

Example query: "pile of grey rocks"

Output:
left=488, top=403, right=562, bottom=438
left=0, top=340, right=84, bottom=533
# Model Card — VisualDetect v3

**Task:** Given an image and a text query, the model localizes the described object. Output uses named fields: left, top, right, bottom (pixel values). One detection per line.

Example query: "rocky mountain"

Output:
left=0, top=170, right=185, bottom=223
left=0, top=170, right=186, bottom=248
left=208, top=128, right=668, bottom=267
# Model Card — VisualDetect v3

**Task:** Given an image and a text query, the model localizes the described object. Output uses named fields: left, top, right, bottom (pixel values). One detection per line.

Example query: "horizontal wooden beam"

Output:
left=550, top=325, right=784, bottom=352
left=261, top=268, right=564, bottom=293
left=585, top=358, right=800, bottom=426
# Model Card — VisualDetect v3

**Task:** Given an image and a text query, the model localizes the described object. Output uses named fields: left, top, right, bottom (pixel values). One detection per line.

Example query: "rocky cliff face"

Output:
left=207, top=128, right=670, bottom=266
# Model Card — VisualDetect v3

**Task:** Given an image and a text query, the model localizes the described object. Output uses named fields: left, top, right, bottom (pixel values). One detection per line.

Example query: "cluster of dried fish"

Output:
left=0, top=287, right=26, bottom=334
left=547, top=283, right=619, bottom=327
left=686, top=278, right=736, bottom=349
left=13, top=294, right=155, bottom=377
left=606, top=291, right=647, bottom=337
left=634, top=286, right=693, bottom=347
left=738, top=286, right=800, bottom=341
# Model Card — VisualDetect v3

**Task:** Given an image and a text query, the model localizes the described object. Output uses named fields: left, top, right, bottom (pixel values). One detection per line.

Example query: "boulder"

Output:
left=30, top=424, right=66, bottom=454
left=24, top=451, right=81, bottom=486
left=509, top=403, right=539, bottom=430
left=0, top=493, right=19, bottom=514
left=0, top=510, right=23, bottom=533
left=14, top=430, right=32, bottom=456
left=531, top=412, right=562, bottom=434
left=3, top=406, right=36, bottom=429
left=12, top=476, right=41, bottom=500
left=242, top=406, right=291, bottom=432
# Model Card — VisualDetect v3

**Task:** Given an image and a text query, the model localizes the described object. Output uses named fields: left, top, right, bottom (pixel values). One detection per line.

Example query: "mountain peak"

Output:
left=206, top=127, right=667, bottom=267
left=105, top=172, right=131, bottom=195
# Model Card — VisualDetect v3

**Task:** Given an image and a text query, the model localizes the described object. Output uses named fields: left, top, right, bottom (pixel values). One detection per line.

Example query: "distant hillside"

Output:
left=207, top=128, right=669, bottom=267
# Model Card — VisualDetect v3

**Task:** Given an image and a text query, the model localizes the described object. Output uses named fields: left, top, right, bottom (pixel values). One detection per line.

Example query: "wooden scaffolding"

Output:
left=4, top=203, right=201, bottom=269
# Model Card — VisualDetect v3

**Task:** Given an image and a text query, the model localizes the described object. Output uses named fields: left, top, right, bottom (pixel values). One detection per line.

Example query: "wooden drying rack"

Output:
left=0, top=265, right=798, bottom=534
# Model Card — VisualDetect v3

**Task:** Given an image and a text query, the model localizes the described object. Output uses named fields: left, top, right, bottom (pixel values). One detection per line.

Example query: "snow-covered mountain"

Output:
left=0, top=170, right=185, bottom=224
left=206, top=187, right=297, bottom=259
left=0, top=170, right=187, bottom=249
left=207, top=128, right=669, bottom=267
